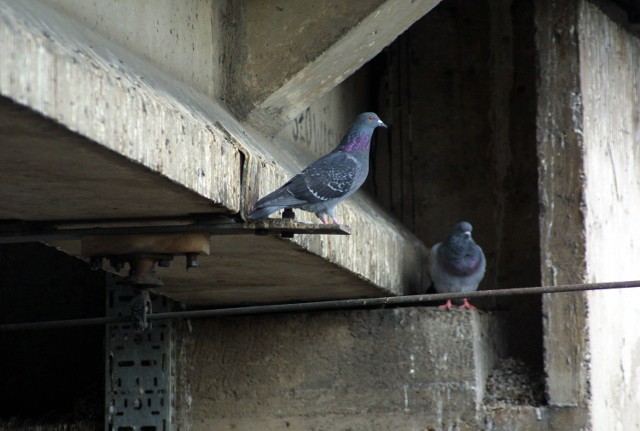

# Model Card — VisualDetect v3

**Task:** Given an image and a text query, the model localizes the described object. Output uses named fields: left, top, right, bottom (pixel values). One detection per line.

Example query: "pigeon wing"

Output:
left=286, top=152, right=359, bottom=203
left=251, top=173, right=309, bottom=210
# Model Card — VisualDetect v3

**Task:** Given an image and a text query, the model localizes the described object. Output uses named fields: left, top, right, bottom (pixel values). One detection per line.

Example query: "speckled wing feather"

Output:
left=249, top=152, right=358, bottom=215
left=286, top=152, right=359, bottom=203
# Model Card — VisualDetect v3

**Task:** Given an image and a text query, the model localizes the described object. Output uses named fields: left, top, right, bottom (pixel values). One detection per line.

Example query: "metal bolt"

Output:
left=90, top=256, right=103, bottom=270
left=133, top=398, right=142, bottom=410
left=281, top=208, right=296, bottom=238
left=158, top=257, right=172, bottom=268
left=186, top=253, right=198, bottom=270
left=109, top=258, right=124, bottom=272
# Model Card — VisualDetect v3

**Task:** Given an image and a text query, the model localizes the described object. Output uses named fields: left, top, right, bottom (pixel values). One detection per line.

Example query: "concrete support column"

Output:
left=535, top=0, right=589, bottom=409
left=536, top=1, right=640, bottom=428
left=578, top=1, right=640, bottom=429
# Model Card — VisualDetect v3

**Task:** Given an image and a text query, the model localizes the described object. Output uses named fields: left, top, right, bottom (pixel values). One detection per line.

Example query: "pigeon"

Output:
left=428, top=221, right=486, bottom=310
left=248, top=112, right=387, bottom=224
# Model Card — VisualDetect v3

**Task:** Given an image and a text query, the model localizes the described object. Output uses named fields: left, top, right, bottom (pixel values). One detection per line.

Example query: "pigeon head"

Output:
left=440, top=221, right=482, bottom=276
left=449, top=221, right=473, bottom=240
left=338, top=112, right=387, bottom=152
left=355, top=112, right=387, bottom=129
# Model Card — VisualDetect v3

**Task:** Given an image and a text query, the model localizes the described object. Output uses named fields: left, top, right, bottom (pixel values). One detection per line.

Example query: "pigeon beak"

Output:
left=463, top=231, right=471, bottom=238
left=378, top=120, right=387, bottom=128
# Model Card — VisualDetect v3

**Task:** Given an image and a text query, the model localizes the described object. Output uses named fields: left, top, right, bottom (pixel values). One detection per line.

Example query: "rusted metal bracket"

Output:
left=93, top=254, right=175, bottom=331
left=91, top=254, right=174, bottom=287
left=280, top=208, right=296, bottom=238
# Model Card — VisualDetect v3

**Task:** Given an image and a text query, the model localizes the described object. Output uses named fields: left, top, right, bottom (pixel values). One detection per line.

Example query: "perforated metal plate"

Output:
left=105, top=274, right=174, bottom=431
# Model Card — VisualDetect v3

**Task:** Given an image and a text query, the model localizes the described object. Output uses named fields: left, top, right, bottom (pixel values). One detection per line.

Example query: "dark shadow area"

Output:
left=365, top=0, right=544, bottom=386
left=0, top=243, right=104, bottom=428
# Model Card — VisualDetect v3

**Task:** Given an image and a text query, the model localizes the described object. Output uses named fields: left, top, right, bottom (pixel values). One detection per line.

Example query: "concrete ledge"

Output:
left=484, top=406, right=589, bottom=430
left=0, top=1, right=428, bottom=301
left=179, top=308, right=507, bottom=429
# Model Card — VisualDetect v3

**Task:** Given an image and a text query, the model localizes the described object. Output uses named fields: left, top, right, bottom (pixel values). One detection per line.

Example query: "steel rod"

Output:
left=1, top=279, right=639, bottom=332
left=0, top=316, right=123, bottom=331
left=0, top=220, right=350, bottom=243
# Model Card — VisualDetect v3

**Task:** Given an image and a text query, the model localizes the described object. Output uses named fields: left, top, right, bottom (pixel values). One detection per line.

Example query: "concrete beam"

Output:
left=0, top=1, right=243, bottom=214
left=225, top=0, right=444, bottom=136
left=0, top=1, right=428, bottom=304
left=43, top=0, right=225, bottom=101
left=0, top=97, right=228, bottom=220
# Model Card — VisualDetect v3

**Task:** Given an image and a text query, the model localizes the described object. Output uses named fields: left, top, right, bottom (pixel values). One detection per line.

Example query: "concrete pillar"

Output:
left=537, top=0, right=640, bottom=428
left=578, top=1, right=640, bottom=429
left=535, top=0, right=590, bottom=410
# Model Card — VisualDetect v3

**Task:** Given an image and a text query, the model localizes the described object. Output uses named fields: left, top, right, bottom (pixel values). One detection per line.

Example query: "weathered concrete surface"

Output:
left=0, top=1, right=429, bottom=303
left=44, top=0, right=224, bottom=100
left=535, top=0, right=590, bottom=410
left=0, top=97, right=226, bottom=220
left=276, top=73, right=373, bottom=160
left=129, top=234, right=390, bottom=306
left=484, top=406, right=589, bottom=431
left=227, top=0, right=444, bottom=136
left=579, top=1, right=640, bottom=429
left=43, top=0, right=443, bottom=137
left=177, top=308, right=507, bottom=430
left=0, top=1, right=243, bottom=213
left=536, top=1, right=640, bottom=428
left=46, top=0, right=440, bottom=136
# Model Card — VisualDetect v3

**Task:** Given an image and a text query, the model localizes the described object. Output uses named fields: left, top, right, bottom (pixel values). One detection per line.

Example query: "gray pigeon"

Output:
left=428, top=221, right=486, bottom=310
left=248, top=112, right=387, bottom=224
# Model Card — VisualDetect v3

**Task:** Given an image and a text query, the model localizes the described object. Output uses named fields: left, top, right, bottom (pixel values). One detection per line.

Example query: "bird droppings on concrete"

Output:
left=484, top=357, right=546, bottom=407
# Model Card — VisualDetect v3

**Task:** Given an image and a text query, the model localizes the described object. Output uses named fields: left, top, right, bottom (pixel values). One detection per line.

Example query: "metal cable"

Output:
left=1, top=279, right=639, bottom=332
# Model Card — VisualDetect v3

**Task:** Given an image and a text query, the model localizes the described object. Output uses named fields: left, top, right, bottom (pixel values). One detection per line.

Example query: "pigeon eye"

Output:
left=368, top=115, right=373, bottom=121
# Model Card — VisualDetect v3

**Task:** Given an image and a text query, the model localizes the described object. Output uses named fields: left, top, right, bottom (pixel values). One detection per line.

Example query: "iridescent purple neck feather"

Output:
left=338, top=129, right=375, bottom=152
left=336, top=112, right=387, bottom=153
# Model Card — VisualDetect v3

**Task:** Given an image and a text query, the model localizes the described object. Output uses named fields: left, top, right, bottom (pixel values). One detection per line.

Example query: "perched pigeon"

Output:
left=248, top=112, right=387, bottom=224
left=428, top=221, right=486, bottom=310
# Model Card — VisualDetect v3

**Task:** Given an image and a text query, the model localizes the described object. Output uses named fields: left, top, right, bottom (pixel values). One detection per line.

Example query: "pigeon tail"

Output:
left=247, top=206, right=284, bottom=220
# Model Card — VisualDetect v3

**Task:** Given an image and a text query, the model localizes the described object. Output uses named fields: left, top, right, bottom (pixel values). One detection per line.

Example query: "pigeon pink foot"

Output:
left=438, top=299, right=455, bottom=310
left=459, top=298, right=476, bottom=310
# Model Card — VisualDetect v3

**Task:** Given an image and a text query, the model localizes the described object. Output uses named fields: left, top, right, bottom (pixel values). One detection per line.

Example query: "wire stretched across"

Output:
left=1, top=279, right=639, bottom=332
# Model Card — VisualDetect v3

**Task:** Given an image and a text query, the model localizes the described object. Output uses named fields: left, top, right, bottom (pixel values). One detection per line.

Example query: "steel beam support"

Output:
left=105, top=274, right=175, bottom=431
